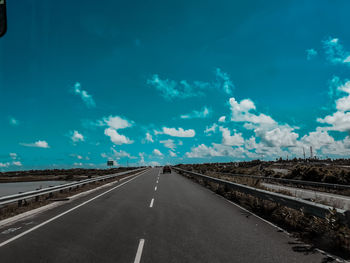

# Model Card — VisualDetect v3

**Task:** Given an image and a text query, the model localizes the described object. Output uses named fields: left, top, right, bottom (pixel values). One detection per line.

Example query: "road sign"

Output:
left=107, top=160, right=114, bottom=166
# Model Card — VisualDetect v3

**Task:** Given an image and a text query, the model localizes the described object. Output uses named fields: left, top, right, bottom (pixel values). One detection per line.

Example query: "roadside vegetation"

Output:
left=0, top=167, right=134, bottom=183
left=178, top=160, right=350, bottom=196
left=179, top=159, right=350, bottom=184
left=176, top=162, right=350, bottom=258
left=0, top=168, right=142, bottom=221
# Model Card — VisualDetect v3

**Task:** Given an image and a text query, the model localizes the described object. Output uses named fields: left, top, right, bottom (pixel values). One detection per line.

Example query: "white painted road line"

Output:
left=0, top=169, right=150, bottom=248
left=134, top=239, right=145, bottom=263
left=149, top=198, right=154, bottom=208
left=155, top=186, right=157, bottom=191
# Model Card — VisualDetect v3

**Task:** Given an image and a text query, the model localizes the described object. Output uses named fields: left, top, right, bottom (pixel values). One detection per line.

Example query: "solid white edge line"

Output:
left=134, top=239, right=145, bottom=263
left=149, top=198, right=154, bottom=208
left=174, top=171, right=348, bottom=263
left=0, top=169, right=148, bottom=228
left=0, top=169, right=151, bottom=248
left=223, top=197, right=347, bottom=263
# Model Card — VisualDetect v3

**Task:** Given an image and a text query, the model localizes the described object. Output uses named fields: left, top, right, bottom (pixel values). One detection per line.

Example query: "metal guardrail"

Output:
left=213, top=171, right=350, bottom=191
left=173, top=167, right=350, bottom=225
left=0, top=167, right=147, bottom=207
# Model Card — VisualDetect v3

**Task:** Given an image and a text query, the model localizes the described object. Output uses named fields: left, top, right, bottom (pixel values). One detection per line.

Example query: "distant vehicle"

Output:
left=163, top=166, right=171, bottom=174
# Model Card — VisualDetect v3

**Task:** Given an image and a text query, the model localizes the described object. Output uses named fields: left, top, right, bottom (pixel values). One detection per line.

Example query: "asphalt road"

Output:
left=0, top=168, right=329, bottom=262
left=262, top=182, right=350, bottom=210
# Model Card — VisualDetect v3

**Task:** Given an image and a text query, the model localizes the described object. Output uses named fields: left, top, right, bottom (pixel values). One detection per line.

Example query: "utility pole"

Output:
left=310, top=146, right=313, bottom=159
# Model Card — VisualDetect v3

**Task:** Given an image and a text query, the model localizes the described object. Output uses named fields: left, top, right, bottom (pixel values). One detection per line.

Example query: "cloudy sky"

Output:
left=1, top=0, right=350, bottom=170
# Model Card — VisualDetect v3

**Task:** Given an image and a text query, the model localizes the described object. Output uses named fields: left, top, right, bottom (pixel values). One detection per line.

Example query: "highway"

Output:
left=262, top=182, right=350, bottom=210
left=0, top=168, right=328, bottom=262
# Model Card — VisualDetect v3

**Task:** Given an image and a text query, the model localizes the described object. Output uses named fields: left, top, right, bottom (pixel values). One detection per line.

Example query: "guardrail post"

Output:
left=18, top=200, right=22, bottom=207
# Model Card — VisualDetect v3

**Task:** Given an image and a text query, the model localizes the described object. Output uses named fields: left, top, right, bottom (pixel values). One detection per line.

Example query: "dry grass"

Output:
left=0, top=167, right=136, bottom=183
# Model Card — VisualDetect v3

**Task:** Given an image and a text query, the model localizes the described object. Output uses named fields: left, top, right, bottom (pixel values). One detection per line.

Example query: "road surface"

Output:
left=262, top=182, right=350, bottom=210
left=0, top=168, right=329, bottom=262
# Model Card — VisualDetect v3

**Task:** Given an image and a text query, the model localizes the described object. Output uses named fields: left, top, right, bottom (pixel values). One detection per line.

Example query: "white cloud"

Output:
left=215, top=68, right=235, bottom=95
left=226, top=96, right=300, bottom=154
left=9, top=153, right=17, bottom=160
left=102, top=116, right=133, bottom=130
left=323, top=37, right=350, bottom=65
left=244, top=136, right=258, bottom=150
left=0, top=162, right=10, bottom=168
left=317, top=111, right=350, bottom=132
left=186, top=143, right=245, bottom=158
left=153, top=149, right=163, bottom=156
left=306, top=48, right=317, bottom=60
left=160, top=139, right=176, bottom=149
left=111, top=148, right=131, bottom=159
left=169, top=150, right=177, bottom=157
left=319, top=136, right=350, bottom=156
left=139, top=152, right=146, bottom=166
left=218, top=116, right=226, bottom=123
left=147, top=74, right=203, bottom=100
left=148, top=69, right=235, bottom=100
left=96, top=116, right=134, bottom=145
left=104, top=128, right=133, bottom=145
left=180, top=106, right=211, bottom=119
left=317, top=79, right=350, bottom=132
left=162, top=127, right=195, bottom=137
left=71, top=130, right=84, bottom=143
left=9, top=117, right=19, bottom=126
left=219, top=127, right=245, bottom=146
left=20, top=140, right=50, bottom=148
left=334, top=80, right=350, bottom=111
left=204, top=123, right=218, bottom=135
left=229, top=97, right=276, bottom=126
left=72, top=82, right=96, bottom=108
left=300, top=129, right=334, bottom=150
left=12, top=161, right=22, bottom=166
left=1, top=154, right=22, bottom=168
left=256, top=126, right=299, bottom=147
left=145, top=132, right=154, bottom=143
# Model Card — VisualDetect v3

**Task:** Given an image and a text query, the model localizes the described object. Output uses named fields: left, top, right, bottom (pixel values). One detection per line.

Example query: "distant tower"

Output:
left=303, top=148, right=306, bottom=159
left=310, top=146, right=313, bottom=159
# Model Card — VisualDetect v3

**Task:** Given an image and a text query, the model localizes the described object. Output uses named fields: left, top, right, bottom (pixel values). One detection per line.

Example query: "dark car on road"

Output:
left=163, top=166, right=171, bottom=174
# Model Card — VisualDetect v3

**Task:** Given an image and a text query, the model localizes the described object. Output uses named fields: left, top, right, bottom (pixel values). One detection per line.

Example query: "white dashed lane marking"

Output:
left=134, top=239, right=145, bottom=263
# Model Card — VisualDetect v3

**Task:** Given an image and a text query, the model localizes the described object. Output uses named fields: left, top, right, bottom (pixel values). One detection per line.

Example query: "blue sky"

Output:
left=1, top=0, right=350, bottom=170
